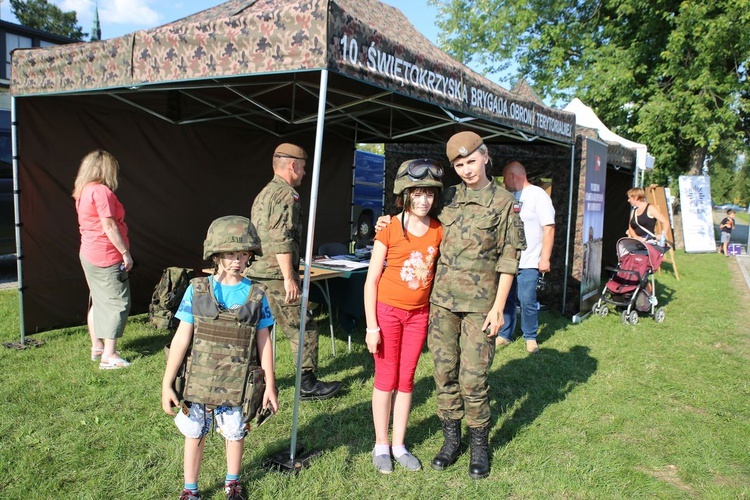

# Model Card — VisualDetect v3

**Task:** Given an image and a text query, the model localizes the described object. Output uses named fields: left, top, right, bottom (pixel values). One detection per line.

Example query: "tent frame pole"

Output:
left=562, top=143, right=575, bottom=315
left=267, top=69, right=329, bottom=472
left=11, top=96, right=28, bottom=348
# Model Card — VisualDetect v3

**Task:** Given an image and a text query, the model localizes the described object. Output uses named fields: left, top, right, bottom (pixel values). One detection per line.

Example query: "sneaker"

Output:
left=224, top=481, right=245, bottom=500
left=495, top=336, right=511, bottom=347
left=179, top=490, right=200, bottom=500
left=648, top=295, right=658, bottom=306
left=525, top=339, right=539, bottom=354
left=395, top=451, right=422, bottom=471
left=372, top=450, right=393, bottom=474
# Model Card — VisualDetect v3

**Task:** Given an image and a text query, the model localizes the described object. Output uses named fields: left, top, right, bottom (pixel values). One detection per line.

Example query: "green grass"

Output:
left=1, top=252, right=749, bottom=498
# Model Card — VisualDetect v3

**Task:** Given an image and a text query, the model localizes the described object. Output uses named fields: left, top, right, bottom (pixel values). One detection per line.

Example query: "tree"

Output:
left=356, top=143, right=385, bottom=155
left=432, top=0, right=750, bottom=181
left=10, top=0, right=85, bottom=40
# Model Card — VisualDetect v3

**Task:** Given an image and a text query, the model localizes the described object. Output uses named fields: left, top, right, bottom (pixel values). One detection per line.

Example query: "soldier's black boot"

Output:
left=299, top=370, right=342, bottom=401
left=468, top=425, right=490, bottom=479
left=431, top=418, right=462, bottom=470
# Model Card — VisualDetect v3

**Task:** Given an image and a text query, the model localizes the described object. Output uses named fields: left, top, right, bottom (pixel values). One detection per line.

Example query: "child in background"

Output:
left=718, top=209, right=736, bottom=256
left=162, top=216, right=277, bottom=500
left=363, top=159, right=443, bottom=474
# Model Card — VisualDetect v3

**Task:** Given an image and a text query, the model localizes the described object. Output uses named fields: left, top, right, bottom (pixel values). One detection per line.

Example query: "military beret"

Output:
left=446, top=131, right=483, bottom=162
left=274, top=143, right=308, bottom=160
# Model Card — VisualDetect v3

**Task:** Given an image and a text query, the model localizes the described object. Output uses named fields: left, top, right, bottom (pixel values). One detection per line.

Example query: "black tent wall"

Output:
left=17, top=95, right=352, bottom=333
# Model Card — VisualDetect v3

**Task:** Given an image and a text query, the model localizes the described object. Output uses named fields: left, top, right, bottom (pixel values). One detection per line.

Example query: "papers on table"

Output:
left=312, top=257, right=370, bottom=271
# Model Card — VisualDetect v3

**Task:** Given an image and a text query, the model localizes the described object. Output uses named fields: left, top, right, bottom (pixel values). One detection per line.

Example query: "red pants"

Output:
left=373, top=302, right=429, bottom=392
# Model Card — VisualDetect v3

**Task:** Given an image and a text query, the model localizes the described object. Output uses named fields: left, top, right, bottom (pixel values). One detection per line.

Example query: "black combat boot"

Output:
left=299, top=370, right=342, bottom=401
left=468, top=425, right=490, bottom=479
left=431, top=418, right=462, bottom=470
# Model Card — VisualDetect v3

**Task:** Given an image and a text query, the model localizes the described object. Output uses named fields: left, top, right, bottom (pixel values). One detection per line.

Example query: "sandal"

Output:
left=90, top=348, right=104, bottom=361
left=99, top=356, right=131, bottom=370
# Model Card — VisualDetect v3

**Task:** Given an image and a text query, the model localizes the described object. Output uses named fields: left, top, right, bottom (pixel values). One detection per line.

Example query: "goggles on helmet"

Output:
left=396, top=159, right=443, bottom=181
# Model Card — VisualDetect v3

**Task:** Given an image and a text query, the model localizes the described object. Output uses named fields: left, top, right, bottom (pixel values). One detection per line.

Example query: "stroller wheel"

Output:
left=593, top=302, right=608, bottom=317
left=621, top=310, right=630, bottom=325
left=629, top=310, right=639, bottom=325
left=653, top=307, right=666, bottom=323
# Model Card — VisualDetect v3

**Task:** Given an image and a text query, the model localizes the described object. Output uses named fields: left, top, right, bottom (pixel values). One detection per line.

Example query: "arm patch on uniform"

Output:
left=514, top=218, right=527, bottom=250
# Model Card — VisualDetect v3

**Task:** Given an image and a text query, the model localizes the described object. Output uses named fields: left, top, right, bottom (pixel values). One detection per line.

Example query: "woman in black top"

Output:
left=626, top=187, right=669, bottom=243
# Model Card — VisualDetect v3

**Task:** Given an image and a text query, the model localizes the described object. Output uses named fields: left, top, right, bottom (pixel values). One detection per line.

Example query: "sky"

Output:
left=0, top=0, right=511, bottom=85
left=0, top=0, right=440, bottom=44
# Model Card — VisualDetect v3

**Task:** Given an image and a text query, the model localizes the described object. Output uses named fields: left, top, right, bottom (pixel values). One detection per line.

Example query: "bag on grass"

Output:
left=148, top=267, right=195, bottom=330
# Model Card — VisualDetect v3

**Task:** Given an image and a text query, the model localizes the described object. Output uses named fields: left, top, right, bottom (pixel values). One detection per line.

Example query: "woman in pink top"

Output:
left=364, top=159, right=443, bottom=473
left=72, top=150, right=133, bottom=369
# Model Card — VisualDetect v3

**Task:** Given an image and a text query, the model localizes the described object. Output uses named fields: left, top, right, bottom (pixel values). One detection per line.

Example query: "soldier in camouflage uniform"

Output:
left=162, top=216, right=277, bottom=500
left=246, top=143, right=341, bottom=401
left=428, top=131, right=526, bottom=479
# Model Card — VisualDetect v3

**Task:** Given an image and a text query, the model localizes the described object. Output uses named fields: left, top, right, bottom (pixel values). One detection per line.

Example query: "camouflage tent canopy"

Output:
left=11, top=0, right=575, bottom=146
left=9, top=0, right=577, bottom=335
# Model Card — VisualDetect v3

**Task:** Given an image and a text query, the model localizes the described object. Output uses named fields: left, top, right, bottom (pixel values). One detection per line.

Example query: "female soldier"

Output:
left=428, top=131, right=525, bottom=479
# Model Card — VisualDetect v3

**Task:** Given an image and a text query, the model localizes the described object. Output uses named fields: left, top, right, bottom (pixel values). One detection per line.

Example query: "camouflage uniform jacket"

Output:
left=249, top=175, right=303, bottom=280
left=430, top=179, right=526, bottom=313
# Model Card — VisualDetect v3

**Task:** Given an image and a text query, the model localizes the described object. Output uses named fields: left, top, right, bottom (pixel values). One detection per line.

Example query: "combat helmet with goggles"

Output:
left=203, top=215, right=263, bottom=260
left=393, top=158, right=444, bottom=195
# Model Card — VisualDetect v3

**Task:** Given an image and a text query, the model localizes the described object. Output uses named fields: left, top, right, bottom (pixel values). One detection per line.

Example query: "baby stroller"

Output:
left=592, top=237, right=667, bottom=324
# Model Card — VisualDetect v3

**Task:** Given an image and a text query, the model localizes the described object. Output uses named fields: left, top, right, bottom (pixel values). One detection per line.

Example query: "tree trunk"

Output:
left=686, top=146, right=707, bottom=175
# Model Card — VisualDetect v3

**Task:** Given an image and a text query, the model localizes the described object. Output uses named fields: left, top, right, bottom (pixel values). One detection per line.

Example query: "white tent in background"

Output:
left=564, top=98, right=655, bottom=174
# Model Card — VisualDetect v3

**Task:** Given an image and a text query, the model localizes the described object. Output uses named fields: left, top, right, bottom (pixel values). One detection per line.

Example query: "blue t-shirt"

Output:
left=175, top=276, right=274, bottom=331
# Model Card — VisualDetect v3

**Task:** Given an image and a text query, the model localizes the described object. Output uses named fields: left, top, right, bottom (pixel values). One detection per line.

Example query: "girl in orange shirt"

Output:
left=364, top=159, right=443, bottom=474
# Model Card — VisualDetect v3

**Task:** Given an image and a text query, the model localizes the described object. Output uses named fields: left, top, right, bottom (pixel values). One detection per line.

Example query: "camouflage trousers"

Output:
left=254, top=278, right=319, bottom=372
left=428, top=304, right=496, bottom=427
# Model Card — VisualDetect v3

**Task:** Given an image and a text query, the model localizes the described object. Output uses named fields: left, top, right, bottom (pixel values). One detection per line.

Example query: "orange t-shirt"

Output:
left=375, top=216, right=443, bottom=310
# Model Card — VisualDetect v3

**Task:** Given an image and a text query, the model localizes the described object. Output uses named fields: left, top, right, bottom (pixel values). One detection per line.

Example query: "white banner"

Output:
left=678, top=175, right=716, bottom=253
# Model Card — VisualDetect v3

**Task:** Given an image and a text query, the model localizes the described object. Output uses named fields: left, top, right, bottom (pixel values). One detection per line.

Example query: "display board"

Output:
left=678, top=175, right=716, bottom=253
left=646, top=185, right=680, bottom=279
left=580, top=138, right=608, bottom=312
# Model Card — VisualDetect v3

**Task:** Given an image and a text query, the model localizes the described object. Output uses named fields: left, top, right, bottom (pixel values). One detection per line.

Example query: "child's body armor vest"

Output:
left=183, top=277, right=267, bottom=408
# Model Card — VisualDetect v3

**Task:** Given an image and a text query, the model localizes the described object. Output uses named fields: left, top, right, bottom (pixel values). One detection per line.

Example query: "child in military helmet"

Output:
left=364, top=159, right=444, bottom=473
left=161, top=216, right=277, bottom=500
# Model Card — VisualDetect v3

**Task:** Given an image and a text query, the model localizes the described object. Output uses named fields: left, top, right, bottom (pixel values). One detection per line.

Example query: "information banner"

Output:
left=580, top=138, right=608, bottom=312
left=678, top=175, right=716, bottom=253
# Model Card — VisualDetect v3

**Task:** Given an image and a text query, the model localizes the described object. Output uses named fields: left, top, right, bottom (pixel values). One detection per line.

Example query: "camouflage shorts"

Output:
left=255, top=278, right=319, bottom=372
left=428, top=304, right=495, bottom=427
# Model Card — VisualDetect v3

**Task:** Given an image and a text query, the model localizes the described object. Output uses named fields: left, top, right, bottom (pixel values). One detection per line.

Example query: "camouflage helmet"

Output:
left=203, top=215, right=263, bottom=260
left=393, top=158, right=444, bottom=195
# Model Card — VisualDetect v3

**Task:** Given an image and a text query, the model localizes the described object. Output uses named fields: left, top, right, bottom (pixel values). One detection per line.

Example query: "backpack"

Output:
left=148, top=267, right=195, bottom=330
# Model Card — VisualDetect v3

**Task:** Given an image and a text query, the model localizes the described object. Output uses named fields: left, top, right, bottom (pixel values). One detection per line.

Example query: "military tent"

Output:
left=9, top=0, right=575, bottom=337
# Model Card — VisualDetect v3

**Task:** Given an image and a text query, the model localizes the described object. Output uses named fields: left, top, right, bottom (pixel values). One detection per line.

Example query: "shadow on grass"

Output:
left=119, top=315, right=175, bottom=359
left=654, top=281, right=676, bottom=307
left=227, top=354, right=439, bottom=490
left=269, top=322, right=374, bottom=393
left=488, top=345, right=597, bottom=454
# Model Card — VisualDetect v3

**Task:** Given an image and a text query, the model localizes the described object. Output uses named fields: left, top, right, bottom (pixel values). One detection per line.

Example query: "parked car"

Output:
left=352, top=149, right=385, bottom=242
left=0, top=109, right=15, bottom=255
left=714, top=203, right=747, bottom=212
